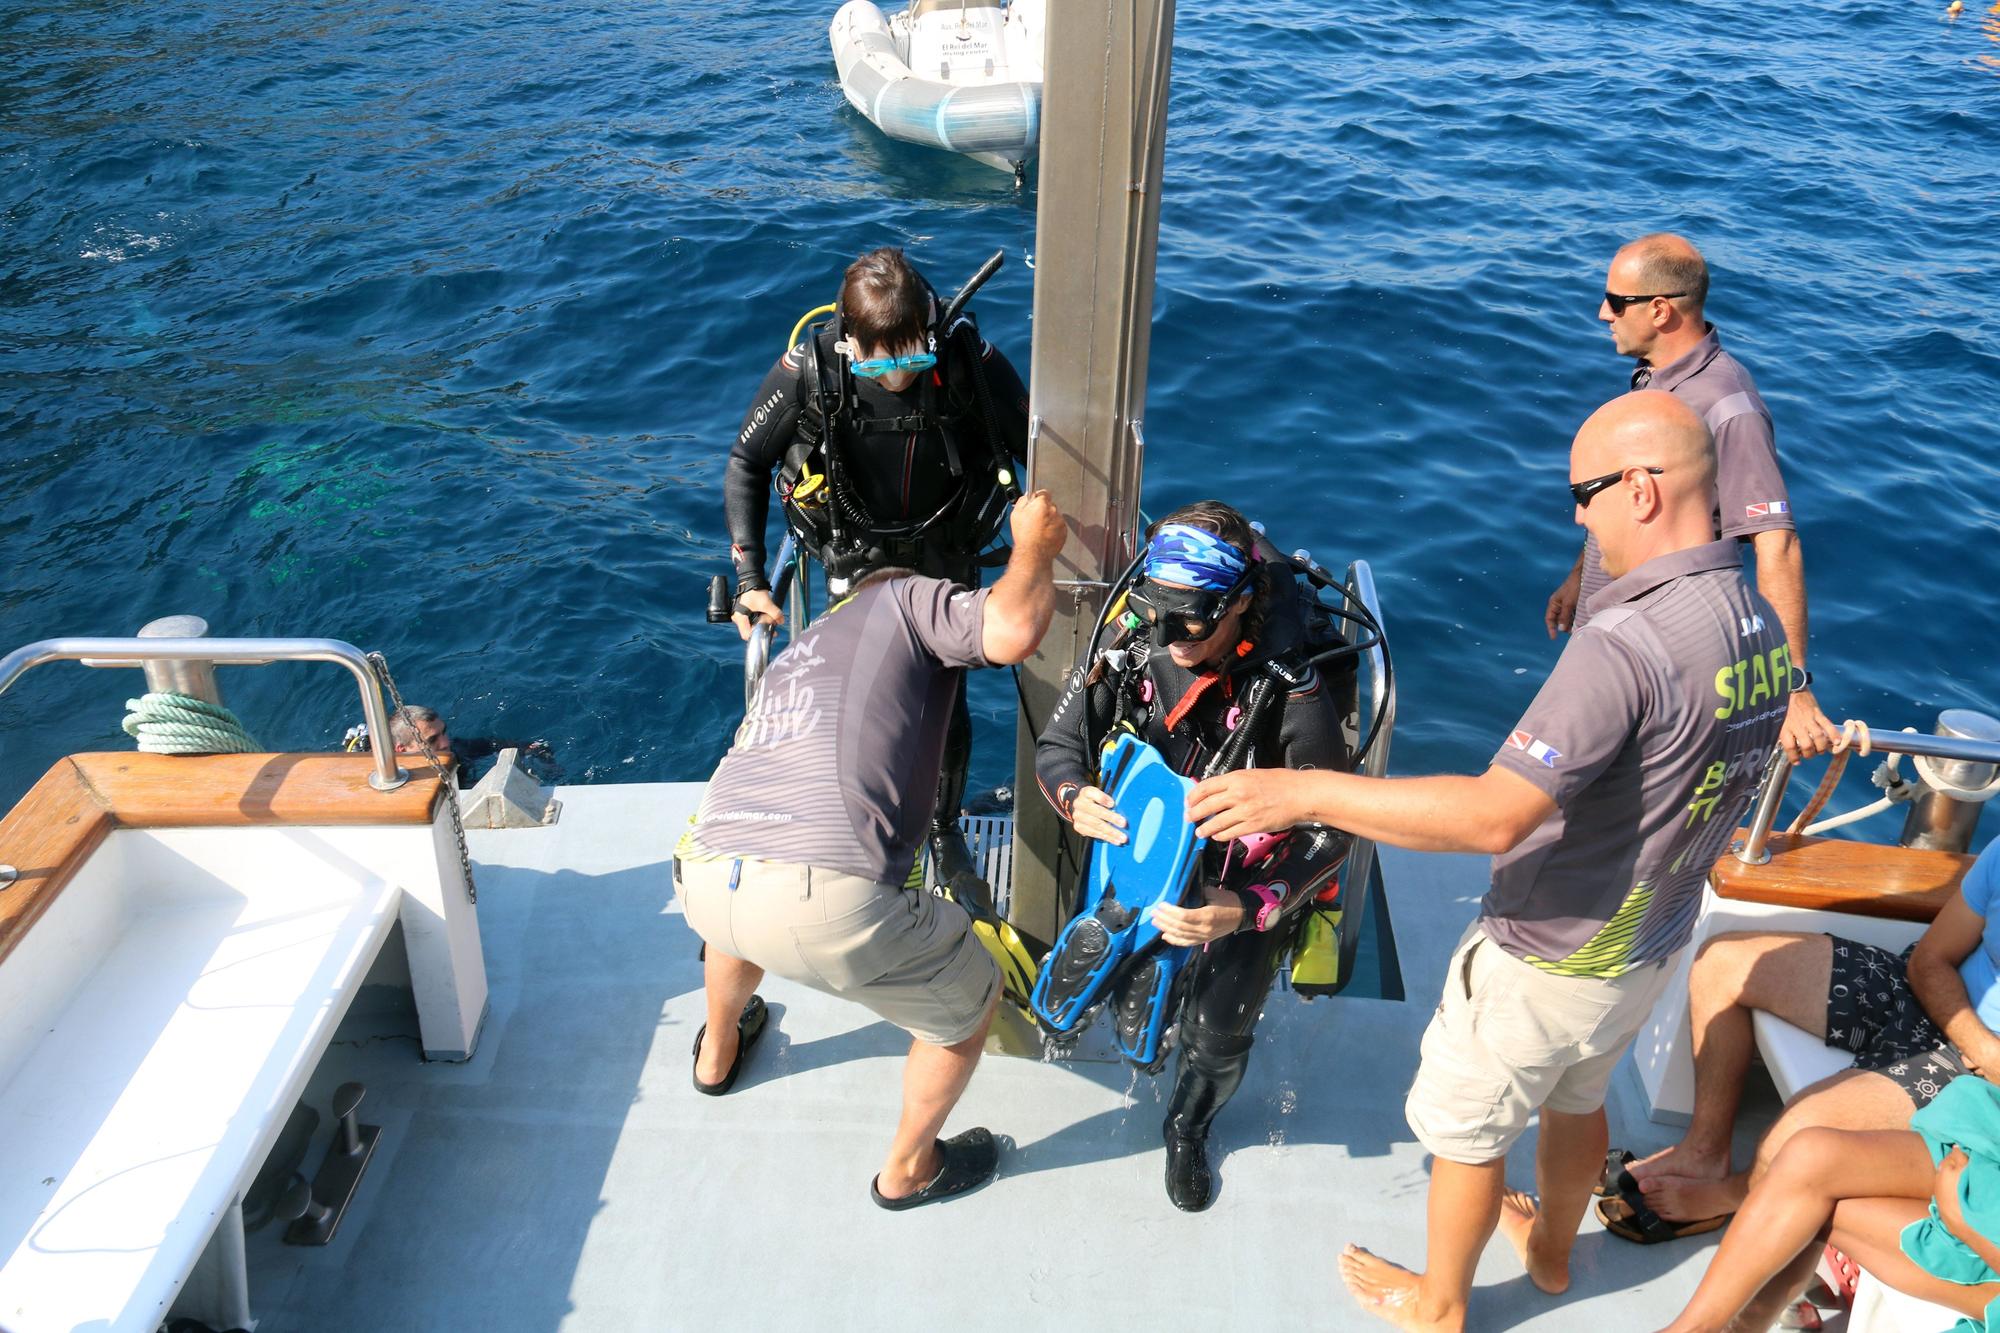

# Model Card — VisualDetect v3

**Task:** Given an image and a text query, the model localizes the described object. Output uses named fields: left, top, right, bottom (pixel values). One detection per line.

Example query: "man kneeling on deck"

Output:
left=674, top=490, right=1066, bottom=1210
left=1186, top=391, right=1788, bottom=1330
left=1606, top=837, right=2000, bottom=1252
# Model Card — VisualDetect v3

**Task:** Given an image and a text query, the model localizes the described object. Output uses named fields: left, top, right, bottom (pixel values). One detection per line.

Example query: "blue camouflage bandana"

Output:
left=1146, top=524, right=1250, bottom=591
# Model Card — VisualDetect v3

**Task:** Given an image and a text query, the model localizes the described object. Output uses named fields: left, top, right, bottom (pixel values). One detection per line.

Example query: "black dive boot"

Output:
left=1161, top=1028, right=1252, bottom=1213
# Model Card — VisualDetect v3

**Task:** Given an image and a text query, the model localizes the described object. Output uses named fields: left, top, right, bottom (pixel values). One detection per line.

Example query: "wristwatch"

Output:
left=1789, top=666, right=1814, bottom=693
left=1241, top=882, right=1284, bottom=933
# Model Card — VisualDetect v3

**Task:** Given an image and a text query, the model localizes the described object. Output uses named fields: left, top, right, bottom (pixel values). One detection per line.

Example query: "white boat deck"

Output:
left=249, top=781, right=1779, bottom=1331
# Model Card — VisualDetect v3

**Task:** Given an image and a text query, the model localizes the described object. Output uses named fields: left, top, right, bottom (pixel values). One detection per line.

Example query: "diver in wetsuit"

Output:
left=1035, top=501, right=1357, bottom=1212
left=382, top=704, right=560, bottom=787
left=722, top=246, right=1029, bottom=894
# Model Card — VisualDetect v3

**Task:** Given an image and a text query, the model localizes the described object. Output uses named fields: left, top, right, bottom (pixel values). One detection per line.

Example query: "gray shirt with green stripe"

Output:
left=1483, top=540, right=1788, bottom=976
left=683, top=576, right=991, bottom=886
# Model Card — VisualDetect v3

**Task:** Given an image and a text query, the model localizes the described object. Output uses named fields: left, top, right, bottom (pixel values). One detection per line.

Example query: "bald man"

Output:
left=1189, top=393, right=1790, bottom=1331
left=1547, top=233, right=1838, bottom=763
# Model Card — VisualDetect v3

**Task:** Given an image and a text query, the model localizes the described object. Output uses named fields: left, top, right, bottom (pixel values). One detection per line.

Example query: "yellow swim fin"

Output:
left=973, top=916, right=1039, bottom=1009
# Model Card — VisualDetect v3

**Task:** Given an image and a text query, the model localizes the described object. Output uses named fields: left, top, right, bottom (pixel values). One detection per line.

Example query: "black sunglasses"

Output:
left=1603, top=290, right=1688, bottom=315
left=1570, top=466, right=1665, bottom=507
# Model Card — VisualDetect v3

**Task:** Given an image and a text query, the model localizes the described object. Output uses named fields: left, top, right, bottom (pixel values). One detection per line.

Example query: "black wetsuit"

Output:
left=722, top=324, right=1028, bottom=845
left=1034, top=565, right=1355, bottom=1172
left=442, top=736, right=559, bottom=788
left=723, top=328, right=1029, bottom=593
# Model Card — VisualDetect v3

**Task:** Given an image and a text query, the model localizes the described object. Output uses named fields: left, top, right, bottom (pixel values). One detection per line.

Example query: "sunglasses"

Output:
left=849, top=350, right=937, bottom=379
left=1603, top=290, right=1688, bottom=316
left=1571, top=465, right=1665, bottom=507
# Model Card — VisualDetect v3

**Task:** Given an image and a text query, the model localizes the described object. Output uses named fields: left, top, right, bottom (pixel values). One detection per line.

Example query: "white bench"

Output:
left=1632, top=828, right=1977, bottom=1333
left=0, top=755, right=487, bottom=1333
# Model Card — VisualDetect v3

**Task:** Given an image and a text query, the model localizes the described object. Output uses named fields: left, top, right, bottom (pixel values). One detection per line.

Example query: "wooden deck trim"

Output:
left=0, top=753, right=447, bottom=967
left=0, top=759, right=115, bottom=968
left=1710, top=828, right=1975, bottom=923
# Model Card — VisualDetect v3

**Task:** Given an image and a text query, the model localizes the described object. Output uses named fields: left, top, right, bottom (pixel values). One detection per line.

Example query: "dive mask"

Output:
left=835, top=338, right=937, bottom=379
left=1126, top=573, right=1250, bottom=647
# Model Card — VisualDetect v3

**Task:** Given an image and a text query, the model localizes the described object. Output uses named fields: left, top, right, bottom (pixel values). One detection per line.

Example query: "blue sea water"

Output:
left=2, top=0, right=1997, bottom=839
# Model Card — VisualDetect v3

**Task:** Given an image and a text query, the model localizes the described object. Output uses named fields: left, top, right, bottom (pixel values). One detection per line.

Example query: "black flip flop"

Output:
left=691, top=994, right=769, bottom=1097
left=870, top=1127, right=999, bottom=1211
left=1596, top=1188, right=1731, bottom=1245
left=1594, top=1147, right=1638, bottom=1199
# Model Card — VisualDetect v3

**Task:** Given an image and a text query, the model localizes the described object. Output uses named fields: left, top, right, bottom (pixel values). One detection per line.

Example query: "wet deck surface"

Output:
left=249, top=782, right=1780, bottom=1331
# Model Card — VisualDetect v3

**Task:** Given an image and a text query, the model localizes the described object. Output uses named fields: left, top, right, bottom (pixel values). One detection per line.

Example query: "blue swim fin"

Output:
left=1110, top=945, right=1189, bottom=1069
left=1031, top=735, right=1206, bottom=1035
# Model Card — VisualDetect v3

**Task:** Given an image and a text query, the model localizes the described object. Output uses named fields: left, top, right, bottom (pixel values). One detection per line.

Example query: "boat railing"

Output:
left=0, top=636, right=410, bottom=792
left=743, top=532, right=810, bottom=712
left=1335, top=559, right=1394, bottom=984
left=1737, top=727, right=2000, bottom=865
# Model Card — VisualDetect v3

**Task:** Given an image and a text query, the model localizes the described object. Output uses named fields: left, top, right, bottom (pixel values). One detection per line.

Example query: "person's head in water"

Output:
left=838, top=247, right=933, bottom=392
left=1134, top=501, right=1269, bottom=671
left=1570, top=390, right=1717, bottom=580
left=390, top=704, right=450, bottom=755
left=1599, top=233, right=1710, bottom=362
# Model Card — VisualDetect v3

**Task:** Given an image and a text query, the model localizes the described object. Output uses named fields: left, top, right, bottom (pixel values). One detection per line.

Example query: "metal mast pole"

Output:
left=1007, top=0, right=1176, bottom=953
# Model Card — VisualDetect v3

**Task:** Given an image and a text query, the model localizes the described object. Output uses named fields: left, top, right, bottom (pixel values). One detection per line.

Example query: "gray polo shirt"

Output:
left=682, top=576, right=991, bottom=885
left=1575, top=328, right=1793, bottom=629
left=1484, top=540, right=1788, bottom=976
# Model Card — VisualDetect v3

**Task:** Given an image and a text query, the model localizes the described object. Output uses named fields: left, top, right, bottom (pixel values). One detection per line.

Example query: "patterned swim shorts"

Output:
left=1825, top=934, right=1967, bottom=1109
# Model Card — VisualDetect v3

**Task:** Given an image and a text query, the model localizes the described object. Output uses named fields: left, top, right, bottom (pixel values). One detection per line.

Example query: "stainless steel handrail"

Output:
left=0, top=637, right=410, bottom=791
left=1339, top=560, right=1394, bottom=957
left=1349, top=560, right=1394, bottom=782
left=744, top=532, right=803, bottom=712
left=1736, top=728, right=2000, bottom=864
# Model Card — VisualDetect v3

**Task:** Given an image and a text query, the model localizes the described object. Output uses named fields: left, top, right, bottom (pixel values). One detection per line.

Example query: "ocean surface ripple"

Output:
left=2, top=0, right=1996, bottom=836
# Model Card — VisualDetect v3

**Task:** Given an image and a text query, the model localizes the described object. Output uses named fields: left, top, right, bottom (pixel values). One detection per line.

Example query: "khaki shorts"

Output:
left=675, top=856, right=998, bottom=1047
left=1404, top=925, right=1678, bottom=1165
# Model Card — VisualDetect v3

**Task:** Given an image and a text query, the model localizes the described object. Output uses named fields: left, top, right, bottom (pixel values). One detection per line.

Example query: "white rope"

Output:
left=1912, top=751, right=2000, bottom=804
left=1802, top=796, right=1899, bottom=836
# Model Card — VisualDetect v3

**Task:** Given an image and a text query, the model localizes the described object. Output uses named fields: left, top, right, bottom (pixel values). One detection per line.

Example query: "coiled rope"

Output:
left=121, top=692, right=261, bottom=754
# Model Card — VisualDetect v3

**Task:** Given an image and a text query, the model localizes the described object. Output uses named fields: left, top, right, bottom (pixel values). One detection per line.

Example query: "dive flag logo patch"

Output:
left=1507, top=729, right=1562, bottom=768
left=1745, top=500, right=1790, bottom=520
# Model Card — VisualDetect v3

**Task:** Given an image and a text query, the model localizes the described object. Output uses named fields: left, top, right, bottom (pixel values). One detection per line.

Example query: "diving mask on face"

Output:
left=1127, top=579, right=1241, bottom=646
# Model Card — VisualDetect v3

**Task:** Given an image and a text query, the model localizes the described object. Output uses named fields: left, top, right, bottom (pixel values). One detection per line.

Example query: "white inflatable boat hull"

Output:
left=830, top=0, right=1043, bottom=174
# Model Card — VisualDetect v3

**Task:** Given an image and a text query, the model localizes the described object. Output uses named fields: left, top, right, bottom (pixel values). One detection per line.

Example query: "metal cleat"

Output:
left=283, top=1082, right=380, bottom=1246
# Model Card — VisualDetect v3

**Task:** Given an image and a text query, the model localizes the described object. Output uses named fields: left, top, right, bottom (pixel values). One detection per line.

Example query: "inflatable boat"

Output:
left=829, top=0, right=1044, bottom=176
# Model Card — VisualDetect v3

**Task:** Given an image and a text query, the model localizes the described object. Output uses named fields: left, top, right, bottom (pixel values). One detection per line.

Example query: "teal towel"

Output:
left=1900, top=1077, right=2000, bottom=1331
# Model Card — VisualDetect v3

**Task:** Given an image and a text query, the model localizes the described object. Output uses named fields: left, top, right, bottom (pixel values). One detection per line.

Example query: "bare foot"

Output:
left=1637, top=1171, right=1744, bottom=1223
left=1338, top=1243, right=1463, bottom=1332
left=1496, top=1189, right=1570, bottom=1295
left=1628, top=1142, right=1730, bottom=1186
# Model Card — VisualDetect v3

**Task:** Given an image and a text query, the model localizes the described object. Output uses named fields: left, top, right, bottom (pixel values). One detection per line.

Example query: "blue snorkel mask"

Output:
left=1127, top=524, right=1255, bottom=647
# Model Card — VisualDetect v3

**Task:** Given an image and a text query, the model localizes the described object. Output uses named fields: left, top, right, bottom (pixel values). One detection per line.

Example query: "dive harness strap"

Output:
left=777, top=317, right=1006, bottom=572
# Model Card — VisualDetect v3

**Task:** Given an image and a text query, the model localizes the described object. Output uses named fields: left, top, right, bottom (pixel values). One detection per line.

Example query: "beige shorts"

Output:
left=675, top=856, right=998, bottom=1047
left=1404, top=925, right=1678, bottom=1165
